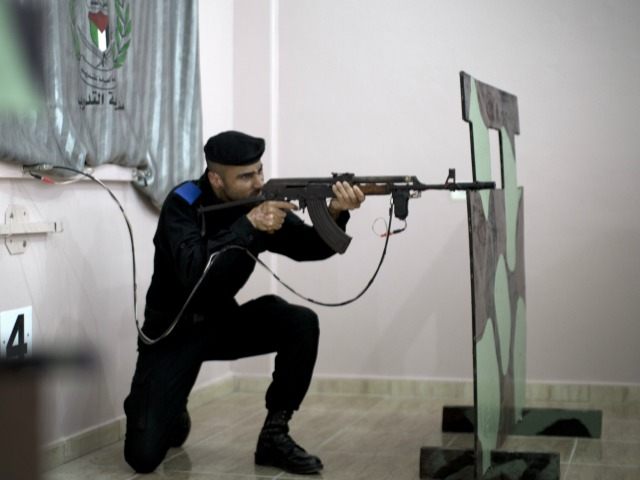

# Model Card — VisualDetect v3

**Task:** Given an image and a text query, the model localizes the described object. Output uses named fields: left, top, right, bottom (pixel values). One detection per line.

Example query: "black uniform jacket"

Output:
left=142, top=172, right=349, bottom=339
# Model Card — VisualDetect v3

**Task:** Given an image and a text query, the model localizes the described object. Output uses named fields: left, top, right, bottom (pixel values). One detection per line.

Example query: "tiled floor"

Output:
left=43, top=390, right=640, bottom=479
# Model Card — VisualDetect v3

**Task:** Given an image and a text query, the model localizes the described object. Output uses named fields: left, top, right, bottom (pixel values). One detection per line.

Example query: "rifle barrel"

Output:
left=356, top=179, right=495, bottom=195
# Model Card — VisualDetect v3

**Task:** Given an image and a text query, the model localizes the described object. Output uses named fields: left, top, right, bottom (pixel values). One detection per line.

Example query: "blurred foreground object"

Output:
left=0, top=352, right=94, bottom=480
left=0, top=0, right=44, bottom=114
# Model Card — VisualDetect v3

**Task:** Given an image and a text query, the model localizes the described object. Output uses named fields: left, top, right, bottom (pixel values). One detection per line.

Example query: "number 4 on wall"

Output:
left=0, top=306, right=32, bottom=360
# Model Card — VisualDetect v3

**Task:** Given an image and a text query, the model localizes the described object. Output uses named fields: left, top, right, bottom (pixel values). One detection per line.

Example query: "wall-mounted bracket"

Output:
left=0, top=205, right=63, bottom=255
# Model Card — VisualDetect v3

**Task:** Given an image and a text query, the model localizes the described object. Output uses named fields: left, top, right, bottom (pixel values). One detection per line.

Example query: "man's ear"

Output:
left=207, top=170, right=223, bottom=189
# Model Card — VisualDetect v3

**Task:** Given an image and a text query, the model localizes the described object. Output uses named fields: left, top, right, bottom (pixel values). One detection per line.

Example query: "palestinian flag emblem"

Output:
left=70, top=0, right=131, bottom=89
left=88, top=9, right=110, bottom=52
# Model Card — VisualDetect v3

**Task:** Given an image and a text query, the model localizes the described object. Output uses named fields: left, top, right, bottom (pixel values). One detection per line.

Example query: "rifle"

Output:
left=199, top=168, right=494, bottom=254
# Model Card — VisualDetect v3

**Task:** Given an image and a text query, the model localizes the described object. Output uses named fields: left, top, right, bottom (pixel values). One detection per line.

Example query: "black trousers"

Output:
left=123, top=295, right=320, bottom=473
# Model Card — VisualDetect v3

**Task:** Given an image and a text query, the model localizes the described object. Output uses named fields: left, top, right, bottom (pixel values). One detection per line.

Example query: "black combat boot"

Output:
left=255, top=410, right=323, bottom=474
left=168, top=409, right=191, bottom=448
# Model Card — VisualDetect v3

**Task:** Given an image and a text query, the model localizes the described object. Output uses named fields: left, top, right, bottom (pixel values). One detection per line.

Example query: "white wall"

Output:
left=0, top=167, right=157, bottom=444
left=196, top=0, right=237, bottom=391
left=231, top=0, right=640, bottom=385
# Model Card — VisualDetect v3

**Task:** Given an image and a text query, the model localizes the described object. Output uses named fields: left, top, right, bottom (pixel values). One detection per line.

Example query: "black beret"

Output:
left=204, top=131, right=265, bottom=166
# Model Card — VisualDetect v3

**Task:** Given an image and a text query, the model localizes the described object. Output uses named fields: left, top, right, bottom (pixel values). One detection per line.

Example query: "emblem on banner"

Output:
left=70, top=0, right=130, bottom=109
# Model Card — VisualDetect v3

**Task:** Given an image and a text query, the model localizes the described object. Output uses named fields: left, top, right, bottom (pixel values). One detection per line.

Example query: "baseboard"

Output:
left=42, top=375, right=640, bottom=471
left=41, top=417, right=124, bottom=472
left=235, top=375, right=640, bottom=405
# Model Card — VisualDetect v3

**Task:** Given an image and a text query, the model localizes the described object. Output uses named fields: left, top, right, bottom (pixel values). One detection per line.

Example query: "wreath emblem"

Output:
left=70, top=0, right=131, bottom=90
left=113, top=0, right=131, bottom=68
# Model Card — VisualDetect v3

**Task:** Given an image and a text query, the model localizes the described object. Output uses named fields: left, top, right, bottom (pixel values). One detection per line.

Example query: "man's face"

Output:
left=208, top=161, right=264, bottom=202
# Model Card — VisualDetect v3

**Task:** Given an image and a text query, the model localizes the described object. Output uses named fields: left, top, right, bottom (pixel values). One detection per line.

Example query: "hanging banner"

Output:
left=0, top=0, right=203, bottom=207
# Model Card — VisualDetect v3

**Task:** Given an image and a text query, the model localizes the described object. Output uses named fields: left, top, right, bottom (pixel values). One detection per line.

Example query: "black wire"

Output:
left=24, top=164, right=145, bottom=341
left=237, top=202, right=395, bottom=307
left=26, top=163, right=396, bottom=344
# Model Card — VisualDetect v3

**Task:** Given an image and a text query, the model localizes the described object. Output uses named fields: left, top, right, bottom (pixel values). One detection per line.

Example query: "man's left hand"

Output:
left=328, top=181, right=365, bottom=217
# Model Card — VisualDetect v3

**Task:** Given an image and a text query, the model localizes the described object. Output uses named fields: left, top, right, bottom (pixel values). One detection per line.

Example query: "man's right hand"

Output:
left=247, top=201, right=298, bottom=234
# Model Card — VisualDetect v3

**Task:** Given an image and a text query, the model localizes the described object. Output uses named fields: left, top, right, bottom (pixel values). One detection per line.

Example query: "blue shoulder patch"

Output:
left=174, top=182, right=202, bottom=205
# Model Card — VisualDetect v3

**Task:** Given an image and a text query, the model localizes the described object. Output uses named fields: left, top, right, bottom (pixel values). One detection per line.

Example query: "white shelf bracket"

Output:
left=0, top=205, right=63, bottom=255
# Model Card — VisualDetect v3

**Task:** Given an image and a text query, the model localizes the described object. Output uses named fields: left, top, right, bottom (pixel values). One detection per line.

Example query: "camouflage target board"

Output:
left=420, top=73, right=599, bottom=480
left=462, top=72, right=526, bottom=476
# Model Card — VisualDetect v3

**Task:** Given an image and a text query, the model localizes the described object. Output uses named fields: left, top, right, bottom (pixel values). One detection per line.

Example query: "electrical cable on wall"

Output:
left=24, top=163, right=147, bottom=338
left=24, top=164, right=396, bottom=345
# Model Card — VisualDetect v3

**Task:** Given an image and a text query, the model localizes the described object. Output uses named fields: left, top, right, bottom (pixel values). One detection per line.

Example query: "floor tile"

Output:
left=279, top=451, right=419, bottom=480
left=43, top=441, right=134, bottom=480
left=42, top=389, right=640, bottom=480
left=138, top=471, right=276, bottom=479
left=602, top=417, right=640, bottom=442
left=163, top=415, right=267, bottom=476
left=564, top=463, right=640, bottom=480
left=572, top=438, right=640, bottom=466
